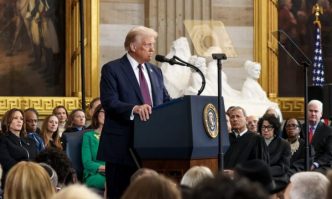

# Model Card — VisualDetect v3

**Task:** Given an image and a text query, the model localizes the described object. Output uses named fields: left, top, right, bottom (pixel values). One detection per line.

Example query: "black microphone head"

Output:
left=155, top=54, right=167, bottom=62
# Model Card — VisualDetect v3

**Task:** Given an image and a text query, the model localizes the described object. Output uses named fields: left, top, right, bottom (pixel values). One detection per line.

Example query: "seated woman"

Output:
left=61, top=109, right=86, bottom=150
left=40, top=115, right=62, bottom=151
left=52, top=106, right=69, bottom=137
left=281, top=118, right=313, bottom=176
left=81, top=104, right=105, bottom=190
left=0, top=108, right=37, bottom=187
left=64, top=109, right=86, bottom=133
left=257, top=114, right=291, bottom=191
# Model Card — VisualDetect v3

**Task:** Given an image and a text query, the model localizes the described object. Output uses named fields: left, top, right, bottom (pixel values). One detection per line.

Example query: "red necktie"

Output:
left=309, top=127, right=314, bottom=144
left=138, top=64, right=152, bottom=106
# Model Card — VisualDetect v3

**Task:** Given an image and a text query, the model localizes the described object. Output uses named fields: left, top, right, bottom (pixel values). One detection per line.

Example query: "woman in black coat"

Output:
left=258, top=114, right=291, bottom=192
left=281, top=118, right=314, bottom=176
left=0, top=108, right=37, bottom=186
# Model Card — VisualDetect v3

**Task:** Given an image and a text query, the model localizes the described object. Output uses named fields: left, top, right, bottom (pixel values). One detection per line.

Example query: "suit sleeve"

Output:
left=315, top=133, right=332, bottom=167
left=100, top=64, right=135, bottom=120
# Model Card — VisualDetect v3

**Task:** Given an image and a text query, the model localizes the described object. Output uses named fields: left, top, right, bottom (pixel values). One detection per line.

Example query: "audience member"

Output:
left=52, top=106, right=68, bottom=137
left=64, top=109, right=86, bottom=133
left=257, top=114, right=291, bottom=191
left=284, top=171, right=329, bottom=199
left=282, top=118, right=312, bottom=175
left=39, top=162, right=59, bottom=191
left=121, top=175, right=181, bottom=199
left=234, top=159, right=275, bottom=195
left=36, top=148, right=77, bottom=188
left=0, top=108, right=37, bottom=187
left=246, top=115, right=258, bottom=133
left=4, top=161, right=55, bottom=199
left=86, top=97, right=101, bottom=129
left=82, top=104, right=106, bottom=190
left=24, top=108, right=44, bottom=152
left=326, top=170, right=332, bottom=199
left=180, top=166, right=213, bottom=188
left=191, top=174, right=269, bottom=199
left=51, top=184, right=102, bottom=199
left=306, top=99, right=332, bottom=173
left=224, top=106, right=269, bottom=169
left=61, top=109, right=86, bottom=150
left=130, top=168, right=159, bottom=183
left=40, top=115, right=62, bottom=150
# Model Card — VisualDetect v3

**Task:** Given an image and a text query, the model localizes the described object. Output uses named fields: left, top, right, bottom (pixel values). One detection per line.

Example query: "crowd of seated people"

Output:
left=0, top=98, right=332, bottom=199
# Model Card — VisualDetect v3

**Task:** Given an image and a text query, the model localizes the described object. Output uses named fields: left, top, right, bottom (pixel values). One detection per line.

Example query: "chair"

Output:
left=63, top=130, right=88, bottom=182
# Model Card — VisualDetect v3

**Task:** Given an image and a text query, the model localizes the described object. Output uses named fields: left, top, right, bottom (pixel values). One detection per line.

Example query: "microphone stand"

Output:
left=212, top=53, right=227, bottom=172
left=173, top=56, right=206, bottom=95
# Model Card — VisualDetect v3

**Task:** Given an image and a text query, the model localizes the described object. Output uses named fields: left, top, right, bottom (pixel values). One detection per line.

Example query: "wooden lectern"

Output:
left=134, top=95, right=229, bottom=180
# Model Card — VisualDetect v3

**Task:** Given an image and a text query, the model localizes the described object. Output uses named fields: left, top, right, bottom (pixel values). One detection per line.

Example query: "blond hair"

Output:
left=51, top=184, right=102, bottom=199
left=4, top=161, right=55, bottom=199
left=124, top=26, right=158, bottom=51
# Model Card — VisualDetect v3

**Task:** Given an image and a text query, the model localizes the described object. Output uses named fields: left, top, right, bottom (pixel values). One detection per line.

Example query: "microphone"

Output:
left=155, top=55, right=185, bottom=66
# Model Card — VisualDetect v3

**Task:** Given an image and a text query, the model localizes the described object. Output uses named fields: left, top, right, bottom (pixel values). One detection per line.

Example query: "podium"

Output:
left=134, top=95, right=230, bottom=180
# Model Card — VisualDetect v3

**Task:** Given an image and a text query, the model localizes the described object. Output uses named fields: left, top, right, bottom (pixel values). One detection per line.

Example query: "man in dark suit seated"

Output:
left=307, top=99, right=332, bottom=173
left=97, top=26, right=171, bottom=199
left=224, top=106, right=269, bottom=171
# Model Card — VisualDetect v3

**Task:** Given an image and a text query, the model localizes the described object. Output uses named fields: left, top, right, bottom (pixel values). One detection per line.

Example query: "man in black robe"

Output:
left=224, top=106, right=269, bottom=169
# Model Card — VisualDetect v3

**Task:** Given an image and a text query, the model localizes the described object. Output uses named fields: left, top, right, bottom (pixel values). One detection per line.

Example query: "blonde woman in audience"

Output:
left=121, top=175, right=181, bottom=199
left=52, top=106, right=68, bottom=137
left=51, top=184, right=102, bottom=199
left=82, top=104, right=106, bottom=190
left=40, top=115, right=62, bottom=150
left=61, top=109, right=86, bottom=150
left=64, top=109, right=86, bottom=133
left=4, top=161, right=55, bottom=199
left=180, top=166, right=214, bottom=188
left=0, top=108, right=37, bottom=187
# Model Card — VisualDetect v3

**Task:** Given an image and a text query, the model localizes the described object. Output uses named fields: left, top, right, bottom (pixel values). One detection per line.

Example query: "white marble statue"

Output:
left=160, top=37, right=281, bottom=119
left=241, top=60, right=270, bottom=102
left=160, top=37, right=193, bottom=98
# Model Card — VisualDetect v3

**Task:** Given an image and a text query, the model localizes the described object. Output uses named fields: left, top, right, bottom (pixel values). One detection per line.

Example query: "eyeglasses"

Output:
left=285, top=124, right=299, bottom=129
left=261, top=125, right=274, bottom=131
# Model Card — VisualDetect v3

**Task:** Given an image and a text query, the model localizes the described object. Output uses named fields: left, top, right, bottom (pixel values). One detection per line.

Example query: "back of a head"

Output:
left=234, top=159, right=275, bottom=194
left=4, top=161, right=55, bottom=199
left=191, top=174, right=268, bottom=199
left=180, top=166, right=214, bottom=188
left=122, top=175, right=181, bottom=199
left=288, top=172, right=329, bottom=199
left=130, top=168, right=159, bottom=183
left=51, top=184, right=102, bottom=199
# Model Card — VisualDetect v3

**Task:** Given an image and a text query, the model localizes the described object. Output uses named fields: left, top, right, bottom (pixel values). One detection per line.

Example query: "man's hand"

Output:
left=133, top=104, right=152, bottom=121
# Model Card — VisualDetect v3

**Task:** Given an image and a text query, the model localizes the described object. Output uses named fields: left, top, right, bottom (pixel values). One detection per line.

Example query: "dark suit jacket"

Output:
left=311, top=122, right=332, bottom=172
left=97, top=55, right=171, bottom=166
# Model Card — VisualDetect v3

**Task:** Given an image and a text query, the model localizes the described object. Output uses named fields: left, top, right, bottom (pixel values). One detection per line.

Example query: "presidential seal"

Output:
left=203, top=103, right=219, bottom=138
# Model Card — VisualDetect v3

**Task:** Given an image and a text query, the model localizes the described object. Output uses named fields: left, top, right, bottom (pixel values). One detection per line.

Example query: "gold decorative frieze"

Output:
left=277, top=97, right=305, bottom=119
left=0, top=97, right=82, bottom=119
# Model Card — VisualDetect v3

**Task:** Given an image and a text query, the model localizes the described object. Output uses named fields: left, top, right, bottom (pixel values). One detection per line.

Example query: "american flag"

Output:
left=312, top=23, right=325, bottom=86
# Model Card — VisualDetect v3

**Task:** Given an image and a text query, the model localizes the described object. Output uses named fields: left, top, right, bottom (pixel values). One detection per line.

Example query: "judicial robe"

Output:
left=224, top=131, right=269, bottom=169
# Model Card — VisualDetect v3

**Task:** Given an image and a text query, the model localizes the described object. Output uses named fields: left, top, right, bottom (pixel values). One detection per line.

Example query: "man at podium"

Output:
left=224, top=106, right=269, bottom=169
left=97, top=26, right=171, bottom=199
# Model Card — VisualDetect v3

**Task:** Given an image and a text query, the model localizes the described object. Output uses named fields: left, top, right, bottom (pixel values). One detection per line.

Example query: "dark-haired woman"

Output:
left=282, top=118, right=313, bottom=176
left=81, top=104, right=105, bottom=190
left=0, top=108, right=37, bottom=186
left=258, top=114, right=291, bottom=191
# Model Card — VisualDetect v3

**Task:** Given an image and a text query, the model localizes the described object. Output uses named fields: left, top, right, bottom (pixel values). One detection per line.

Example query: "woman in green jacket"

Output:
left=81, top=104, right=105, bottom=190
